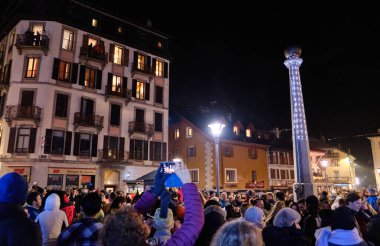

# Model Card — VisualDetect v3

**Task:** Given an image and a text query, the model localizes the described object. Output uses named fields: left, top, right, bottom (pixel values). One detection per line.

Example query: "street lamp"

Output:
left=321, top=160, right=328, bottom=192
left=208, top=122, right=225, bottom=197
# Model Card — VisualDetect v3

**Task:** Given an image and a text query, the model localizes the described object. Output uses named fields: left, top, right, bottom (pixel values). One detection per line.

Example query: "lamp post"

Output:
left=208, top=122, right=225, bottom=197
left=321, top=160, right=328, bottom=192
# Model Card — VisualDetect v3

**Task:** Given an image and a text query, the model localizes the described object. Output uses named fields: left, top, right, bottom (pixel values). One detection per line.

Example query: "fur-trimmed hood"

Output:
left=204, top=205, right=226, bottom=220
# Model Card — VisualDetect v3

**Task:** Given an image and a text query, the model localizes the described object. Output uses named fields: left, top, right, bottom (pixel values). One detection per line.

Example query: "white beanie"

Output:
left=244, top=206, right=265, bottom=229
left=153, top=208, right=174, bottom=231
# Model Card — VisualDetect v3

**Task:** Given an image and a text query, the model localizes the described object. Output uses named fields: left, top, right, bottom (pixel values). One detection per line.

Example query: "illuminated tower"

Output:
left=284, top=47, right=314, bottom=199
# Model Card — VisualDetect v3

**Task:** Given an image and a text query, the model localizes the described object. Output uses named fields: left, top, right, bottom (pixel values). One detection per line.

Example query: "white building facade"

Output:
left=0, top=0, right=170, bottom=192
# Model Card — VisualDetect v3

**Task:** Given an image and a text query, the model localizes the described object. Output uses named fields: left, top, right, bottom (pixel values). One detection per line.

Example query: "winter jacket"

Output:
left=0, top=202, right=41, bottom=246
left=368, top=213, right=380, bottom=246
left=263, top=224, right=308, bottom=246
left=194, top=205, right=226, bottom=246
left=134, top=183, right=204, bottom=246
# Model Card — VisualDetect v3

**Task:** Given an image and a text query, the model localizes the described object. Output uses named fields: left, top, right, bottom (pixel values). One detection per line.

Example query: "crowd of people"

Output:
left=1, top=165, right=380, bottom=246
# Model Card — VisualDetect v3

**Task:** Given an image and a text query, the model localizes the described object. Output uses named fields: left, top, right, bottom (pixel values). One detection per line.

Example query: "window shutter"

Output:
left=122, top=48, right=129, bottom=66
left=73, top=132, right=80, bottom=156
left=164, top=62, right=168, bottom=78
left=64, top=131, right=72, bottom=155
left=122, top=77, right=128, bottom=96
left=143, top=140, right=148, bottom=160
left=103, top=135, right=109, bottom=148
left=107, top=73, right=112, bottom=86
left=71, top=63, right=78, bottom=84
left=132, top=79, right=137, bottom=97
left=133, top=51, right=138, bottom=69
left=119, top=137, right=125, bottom=160
left=147, top=56, right=151, bottom=67
left=7, top=127, right=16, bottom=153
left=52, top=58, right=60, bottom=80
left=152, top=58, right=156, bottom=74
left=149, top=141, right=153, bottom=161
left=28, top=128, right=37, bottom=153
left=82, top=34, right=89, bottom=47
left=91, top=134, right=98, bottom=157
left=129, top=139, right=135, bottom=159
left=145, top=82, right=150, bottom=101
left=109, top=43, right=115, bottom=62
left=44, top=129, right=52, bottom=154
left=96, top=70, right=102, bottom=90
left=162, top=143, right=167, bottom=161
left=79, top=65, right=85, bottom=86
left=4, top=60, right=12, bottom=83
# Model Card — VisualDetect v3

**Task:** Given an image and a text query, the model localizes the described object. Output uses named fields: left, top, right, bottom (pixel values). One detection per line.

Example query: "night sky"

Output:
left=3, top=2, right=380, bottom=184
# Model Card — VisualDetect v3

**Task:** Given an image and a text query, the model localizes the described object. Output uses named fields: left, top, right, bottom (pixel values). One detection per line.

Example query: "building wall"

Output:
left=368, top=136, right=380, bottom=190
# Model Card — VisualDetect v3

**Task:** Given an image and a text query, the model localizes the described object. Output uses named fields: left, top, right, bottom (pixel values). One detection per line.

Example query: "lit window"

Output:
left=137, top=54, right=145, bottom=70
left=117, top=26, right=123, bottom=33
left=175, top=129, right=180, bottom=139
left=155, top=60, right=164, bottom=77
left=32, top=25, right=43, bottom=35
left=186, top=127, right=192, bottom=138
left=92, top=19, right=98, bottom=27
left=233, top=126, right=238, bottom=135
left=225, top=169, right=237, bottom=183
left=112, top=75, right=122, bottom=92
left=84, top=68, right=96, bottom=88
left=88, top=37, right=97, bottom=46
left=246, top=129, right=251, bottom=137
left=113, top=45, right=123, bottom=65
left=136, top=81, right=145, bottom=99
left=25, top=57, right=40, bottom=78
left=62, top=29, right=74, bottom=51
left=58, top=61, right=71, bottom=81
left=157, top=41, right=162, bottom=48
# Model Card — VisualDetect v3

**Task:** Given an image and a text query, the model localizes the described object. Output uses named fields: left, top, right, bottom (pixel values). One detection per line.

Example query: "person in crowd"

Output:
left=26, top=191, right=42, bottom=221
left=210, top=219, right=263, bottom=246
left=244, top=206, right=265, bottom=230
left=99, top=162, right=203, bottom=246
left=225, top=200, right=241, bottom=220
left=367, top=188, right=378, bottom=212
left=109, top=196, right=127, bottom=214
left=368, top=199, right=380, bottom=245
left=290, top=201, right=300, bottom=212
left=331, top=195, right=344, bottom=210
left=263, top=207, right=308, bottom=246
left=102, top=191, right=116, bottom=215
left=61, top=192, right=75, bottom=225
left=266, top=192, right=275, bottom=207
left=195, top=201, right=226, bottom=246
left=265, top=201, right=285, bottom=225
left=315, top=204, right=368, bottom=246
left=36, top=193, right=69, bottom=246
left=0, top=172, right=42, bottom=246
left=345, top=192, right=369, bottom=238
left=275, top=191, right=285, bottom=202
left=148, top=208, right=175, bottom=245
left=219, top=192, right=229, bottom=208
left=58, top=192, right=103, bottom=245
left=303, top=195, right=320, bottom=245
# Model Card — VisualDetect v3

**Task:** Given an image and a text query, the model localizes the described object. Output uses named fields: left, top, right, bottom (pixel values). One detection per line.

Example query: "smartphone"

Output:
left=160, top=161, right=183, bottom=187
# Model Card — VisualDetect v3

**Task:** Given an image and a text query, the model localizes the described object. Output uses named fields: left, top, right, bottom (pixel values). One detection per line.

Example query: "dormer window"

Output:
left=92, top=19, right=98, bottom=27
left=175, top=129, right=180, bottom=139
left=233, top=126, right=238, bottom=135
left=246, top=129, right=251, bottom=138
left=186, top=127, right=193, bottom=138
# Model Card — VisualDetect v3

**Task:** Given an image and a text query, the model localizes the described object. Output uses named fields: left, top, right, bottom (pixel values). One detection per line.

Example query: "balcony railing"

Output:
left=80, top=46, right=108, bottom=65
left=128, top=121, right=154, bottom=137
left=269, top=179, right=294, bottom=187
left=328, top=177, right=350, bottom=184
left=99, top=148, right=124, bottom=161
left=105, top=85, right=132, bottom=103
left=4, top=105, right=41, bottom=122
left=131, top=62, right=153, bottom=75
left=15, top=34, right=49, bottom=55
left=74, top=112, right=104, bottom=131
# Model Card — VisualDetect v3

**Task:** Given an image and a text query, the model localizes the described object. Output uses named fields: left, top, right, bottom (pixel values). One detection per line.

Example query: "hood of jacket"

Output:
left=44, top=193, right=60, bottom=211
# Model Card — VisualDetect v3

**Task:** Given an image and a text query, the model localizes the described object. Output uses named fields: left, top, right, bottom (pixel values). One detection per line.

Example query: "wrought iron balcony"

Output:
left=74, top=112, right=104, bottom=131
left=4, top=105, right=41, bottom=124
left=99, top=148, right=124, bottom=161
left=15, top=34, right=49, bottom=55
left=80, top=46, right=108, bottom=66
left=105, top=85, right=132, bottom=104
left=128, top=121, right=153, bottom=137
left=131, top=62, right=153, bottom=75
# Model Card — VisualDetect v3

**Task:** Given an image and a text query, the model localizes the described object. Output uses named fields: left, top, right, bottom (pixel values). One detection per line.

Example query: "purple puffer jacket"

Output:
left=134, top=183, right=204, bottom=246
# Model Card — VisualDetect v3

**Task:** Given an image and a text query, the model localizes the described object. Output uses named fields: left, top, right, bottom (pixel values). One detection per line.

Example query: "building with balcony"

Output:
left=0, top=0, right=170, bottom=192
left=169, top=110, right=269, bottom=191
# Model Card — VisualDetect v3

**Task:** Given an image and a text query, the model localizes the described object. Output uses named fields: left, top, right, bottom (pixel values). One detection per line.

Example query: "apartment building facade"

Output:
left=0, top=0, right=170, bottom=191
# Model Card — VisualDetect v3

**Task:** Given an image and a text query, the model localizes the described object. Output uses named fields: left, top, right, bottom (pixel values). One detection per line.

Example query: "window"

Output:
left=55, top=93, right=69, bottom=118
left=333, top=170, right=340, bottom=178
left=113, top=45, right=123, bottom=65
left=117, top=26, right=123, bottom=33
left=225, top=169, right=237, bottom=183
left=332, top=159, right=339, bottom=166
left=248, top=147, right=257, bottom=159
left=252, top=170, right=257, bottom=182
left=31, top=24, right=43, bottom=35
left=175, top=129, right=180, bottom=139
left=129, top=139, right=148, bottom=160
left=290, top=170, right=295, bottom=179
left=270, top=169, right=276, bottom=179
left=154, top=112, right=163, bottom=132
left=150, top=141, right=167, bottom=161
left=157, top=41, right=162, bottom=48
left=84, top=67, right=96, bottom=88
left=186, top=127, right=192, bottom=138
left=110, top=104, right=121, bottom=126
left=112, top=75, right=122, bottom=92
left=92, top=19, right=98, bottom=27
left=44, top=129, right=72, bottom=155
left=223, top=145, right=233, bottom=157
left=187, top=146, right=196, bottom=157
left=155, top=60, right=164, bottom=77
left=103, top=136, right=125, bottom=160
left=137, top=53, right=145, bottom=71
left=246, top=129, right=251, bottom=137
left=136, top=80, right=145, bottom=99
left=88, top=37, right=97, bottom=46
left=189, top=169, right=199, bottom=183
left=58, top=61, right=71, bottom=81
left=79, top=133, right=91, bottom=157
left=155, top=86, right=163, bottom=104
left=16, top=128, right=30, bottom=153
left=279, top=152, right=286, bottom=164
left=51, top=130, right=64, bottom=155
left=25, top=57, right=40, bottom=78
left=62, top=29, right=74, bottom=51
left=280, top=170, right=286, bottom=179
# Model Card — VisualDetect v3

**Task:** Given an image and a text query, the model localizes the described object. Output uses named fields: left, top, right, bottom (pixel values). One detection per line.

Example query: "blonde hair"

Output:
left=265, top=201, right=285, bottom=224
left=211, top=219, right=263, bottom=246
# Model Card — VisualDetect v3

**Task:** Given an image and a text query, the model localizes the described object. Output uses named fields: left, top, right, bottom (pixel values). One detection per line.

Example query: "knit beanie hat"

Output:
left=244, top=206, right=265, bottom=229
left=0, top=172, right=29, bottom=205
left=153, top=208, right=174, bottom=231
left=331, top=207, right=356, bottom=231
